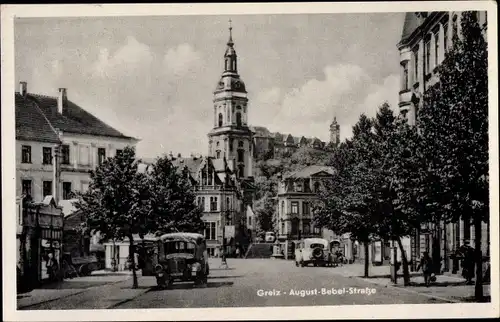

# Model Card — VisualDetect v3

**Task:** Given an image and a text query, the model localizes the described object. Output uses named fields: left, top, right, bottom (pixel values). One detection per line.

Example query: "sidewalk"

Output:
left=330, top=263, right=491, bottom=303
left=17, top=270, right=155, bottom=309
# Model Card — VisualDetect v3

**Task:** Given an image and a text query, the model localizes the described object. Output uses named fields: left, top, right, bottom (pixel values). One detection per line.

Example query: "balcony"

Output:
left=398, top=89, right=413, bottom=105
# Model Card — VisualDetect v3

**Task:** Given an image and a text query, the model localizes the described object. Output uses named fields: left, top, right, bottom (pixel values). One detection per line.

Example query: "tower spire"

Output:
left=227, top=18, right=234, bottom=47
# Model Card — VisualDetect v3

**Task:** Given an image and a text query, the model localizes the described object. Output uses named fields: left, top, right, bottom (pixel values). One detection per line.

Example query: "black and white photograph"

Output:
left=1, top=2, right=498, bottom=321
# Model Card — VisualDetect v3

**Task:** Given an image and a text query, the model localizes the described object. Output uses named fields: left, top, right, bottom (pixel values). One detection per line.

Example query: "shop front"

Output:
left=19, top=196, right=64, bottom=290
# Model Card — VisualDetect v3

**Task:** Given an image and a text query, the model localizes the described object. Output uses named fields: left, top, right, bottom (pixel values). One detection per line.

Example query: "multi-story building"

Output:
left=16, top=82, right=138, bottom=204
left=15, top=81, right=137, bottom=278
left=275, top=165, right=338, bottom=259
left=251, top=117, right=340, bottom=160
left=397, top=11, right=489, bottom=273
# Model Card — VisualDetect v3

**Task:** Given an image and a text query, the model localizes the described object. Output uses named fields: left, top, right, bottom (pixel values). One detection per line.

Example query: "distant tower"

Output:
left=329, top=116, right=340, bottom=147
left=207, top=20, right=253, bottom=178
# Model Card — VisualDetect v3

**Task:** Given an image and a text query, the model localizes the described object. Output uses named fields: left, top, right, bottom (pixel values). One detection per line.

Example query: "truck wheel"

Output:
left=295, top=261, right=299, bottom=267
left=300, top=260, right=305, bottom=267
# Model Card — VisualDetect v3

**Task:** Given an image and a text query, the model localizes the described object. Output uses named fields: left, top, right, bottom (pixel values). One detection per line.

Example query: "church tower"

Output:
left=329, top=116, right=340, bottom=147
left=208, top=21, right=253, bottom=178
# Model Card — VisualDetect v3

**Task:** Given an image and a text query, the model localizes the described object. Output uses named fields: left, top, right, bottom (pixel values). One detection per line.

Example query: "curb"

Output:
left=18, top=276, right=132, bottom=310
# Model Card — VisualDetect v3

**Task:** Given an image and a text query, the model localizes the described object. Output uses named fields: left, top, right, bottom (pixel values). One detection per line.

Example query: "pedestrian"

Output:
left=416, top=251, right=433, bottom=287
left=46, top=252, right=59, bottom=282
left=460, top=243, right=475, bottom=285
left=235, top=247, right=240, bottom=258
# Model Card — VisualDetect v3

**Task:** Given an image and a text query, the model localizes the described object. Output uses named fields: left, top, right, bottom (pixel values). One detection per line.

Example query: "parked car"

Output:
left=151, top=232, right=209, bottom=289
left=264, top=231, right=276, bottom=243
left=294, top=238, right=333, bottom=267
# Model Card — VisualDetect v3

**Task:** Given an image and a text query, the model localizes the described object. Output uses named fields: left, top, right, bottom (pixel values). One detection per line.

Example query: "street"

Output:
left=20, top=258, right=456, bottom=310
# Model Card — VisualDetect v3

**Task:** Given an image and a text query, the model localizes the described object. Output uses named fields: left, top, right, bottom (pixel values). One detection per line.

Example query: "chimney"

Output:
left=57, top=88, right=67, bottom=115
left=19, top=81, right=28, bottom=97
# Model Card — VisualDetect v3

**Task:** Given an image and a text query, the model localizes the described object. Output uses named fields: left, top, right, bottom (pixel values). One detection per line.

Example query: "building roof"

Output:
left=17, top=92, right=135, bottom=140
left=284, top=165, right=334, bottom=179
left=171, top=156, right=204, bottom=176
left=15, top=93, right=60, bottom=143
left=250, top=126, right=272, bottom=137
left=400, top=12, right=420, bottom=43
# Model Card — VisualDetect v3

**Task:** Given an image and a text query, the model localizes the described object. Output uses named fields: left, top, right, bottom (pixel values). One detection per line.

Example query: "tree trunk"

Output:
left=474, top=219, right=484, bottom=301
left=112, top=239, right=117, bottom=272
left=128, top=235, right=138, bottom=289
left=363, top=242, right=370, bottom=278
left=396, top=237, right=410, bottom=286
left=431, top=222, right=441, bottom=275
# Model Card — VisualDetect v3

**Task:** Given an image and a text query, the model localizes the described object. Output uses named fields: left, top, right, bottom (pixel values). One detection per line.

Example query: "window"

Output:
left=413, top=47, right=419, bottom=81
left=210, top=197, right=218, bottom=211
left=281, top=201, right=284, bottom=215
left=42, top=181, right=52, bottom=197
left=218, top=113, right=223, bottom=127
left=314, top=181, right=321, bottom=193
left=236, top=112, right=242, bottom=127
left=216, top=151, right=221, bottom=159
left=98, top=148, right=106, bottom=165
left=303, top=222, right=310, bottom=234
left=238, top=165, right=244, bottom=178
left=116, top=149, right=123, bottom=156
left=204, top=222, right=217, bottom=240
left=229, top=139, right=233, bottom=152
left=79, top=145, right=90, bottom=165
left=291, top=201, right=299, bottom=214
left=22, top=180, right=32, bottom=197
left=248, top=216, right=252, bottom=226
left=238, top=141, right=244, bottom=148
left=237, top=149, right=244, bottom=162
left=443, top=23, right=449, bottom=52
left=226, top=197, right=230, bottom=209
left=425, top=38, right=431, bottom=74
left=61, top=145, right=70, bottom=164
left=281, top=222, right=285, bottom=235
left=42, top=147, right=52, bottom=165
left=402, top=62, right=409, bottom=90
left=21, top=145, right=31, bottom=163
left=295, top=182, right=303, bottom=192
left=314, top=227, right=321, bottom=234
left=434, top=31, right=439, bottom=66
left=303, top=202, right=310, bottom=215
left=201, top=197, right=206, bottom=211
left=62, top=182, right=72, bottom=200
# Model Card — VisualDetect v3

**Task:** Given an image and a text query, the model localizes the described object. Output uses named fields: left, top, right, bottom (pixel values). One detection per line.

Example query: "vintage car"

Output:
left=294, top=238, right=333, bottom=267
left=153, top=232, right=209, bottom=288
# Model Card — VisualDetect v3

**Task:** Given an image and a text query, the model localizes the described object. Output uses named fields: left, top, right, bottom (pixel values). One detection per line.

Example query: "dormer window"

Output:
left=295, top=182, right=303, bottom=192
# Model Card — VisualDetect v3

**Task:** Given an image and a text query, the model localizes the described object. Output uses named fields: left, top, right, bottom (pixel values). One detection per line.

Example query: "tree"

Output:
left=75, top=146, right=149, bottom=289
left=314, top=115, right=380, bottom=277
left=418, top=12, right=488, bottom=300
left=147, top=156, right=204, bottom=234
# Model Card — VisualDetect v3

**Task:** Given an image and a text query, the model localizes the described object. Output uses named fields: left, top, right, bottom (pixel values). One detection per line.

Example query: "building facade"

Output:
left=251, top=118, right=340, bottom=160
left=15, top=82, right=137, bottom=280
left=16, top=82, right=138, bottom=205
left=275, top=165, right=338, bottom=259
left=397, top=11, right=489, bottom=272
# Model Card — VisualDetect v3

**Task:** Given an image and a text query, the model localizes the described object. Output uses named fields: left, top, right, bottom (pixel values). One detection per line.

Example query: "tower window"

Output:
left=236, top=112, right=242, bottom=127
left=237, top=149, right=244, bottom=162
left=238, top=165, right=244, bottom=177
left=218, top=113, right=223, bottom=127
left=229, top=139, right=233, bottom=152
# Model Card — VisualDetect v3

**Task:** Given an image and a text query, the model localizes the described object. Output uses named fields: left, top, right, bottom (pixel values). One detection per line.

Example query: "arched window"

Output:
left=314, top=181, right=321, bottom=193
left=238, top=165, right=244, bottom=177
left=281, top=201, right=284, bottom=215
left=238, top=141, right=244, bottom=148
left=236, top=112, right=242, bottom=127
left=218, top=113, right=223, bottom=127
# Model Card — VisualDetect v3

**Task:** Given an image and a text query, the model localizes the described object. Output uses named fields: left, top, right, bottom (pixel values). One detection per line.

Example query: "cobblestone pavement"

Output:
left=19, top=259, right=487, bottom=310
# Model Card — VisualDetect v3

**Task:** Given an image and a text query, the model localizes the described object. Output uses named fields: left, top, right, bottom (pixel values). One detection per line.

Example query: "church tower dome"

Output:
left=208, top=20, right=253, bottom=179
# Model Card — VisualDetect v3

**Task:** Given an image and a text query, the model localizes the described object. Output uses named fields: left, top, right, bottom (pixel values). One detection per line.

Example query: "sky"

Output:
left=15, top=13, right=405, bottom=158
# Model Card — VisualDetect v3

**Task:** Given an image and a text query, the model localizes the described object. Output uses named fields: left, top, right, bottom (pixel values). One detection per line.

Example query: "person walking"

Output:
left=46, top=252, right=59, bottom=282
left=417, top=251, right=433, bottom=287
left=460, top=243, right=475, bottom=285
left=235, top=247, right=240, bottom=258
